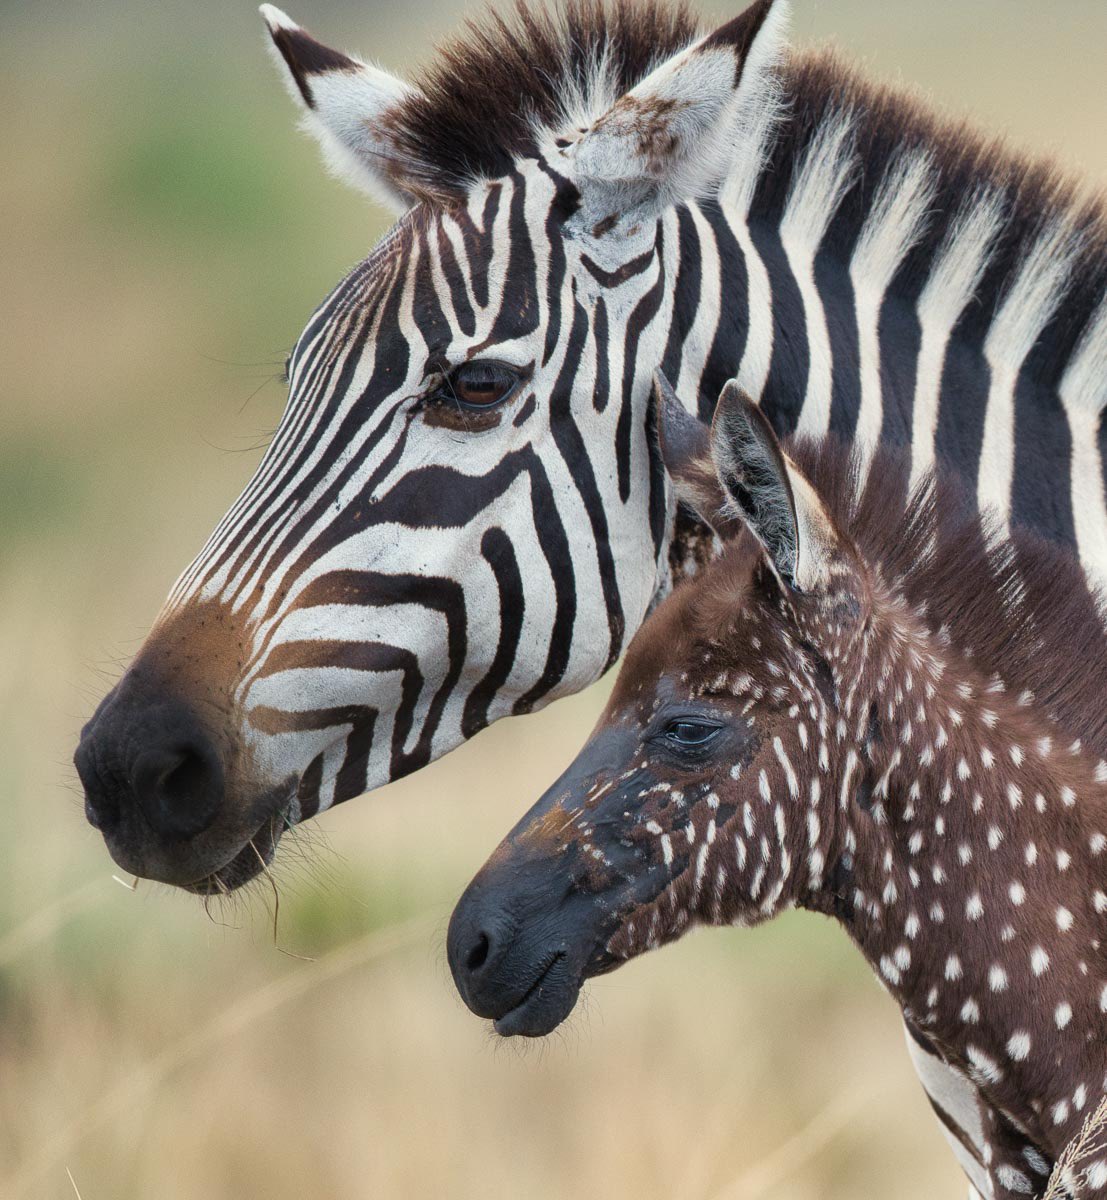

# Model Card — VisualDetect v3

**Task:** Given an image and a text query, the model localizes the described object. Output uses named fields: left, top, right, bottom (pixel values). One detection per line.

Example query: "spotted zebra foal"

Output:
left=449, top=375, right=1107, bottom=1196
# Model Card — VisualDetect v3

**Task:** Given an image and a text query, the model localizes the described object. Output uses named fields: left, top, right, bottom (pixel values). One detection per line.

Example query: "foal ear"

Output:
left=260, top=6, right=420, bottom=214
left=568, top=0, right=788, bottom=220
left=711, top=383, right=838, bottom=593
left=653, top=372, right=741, bottom=537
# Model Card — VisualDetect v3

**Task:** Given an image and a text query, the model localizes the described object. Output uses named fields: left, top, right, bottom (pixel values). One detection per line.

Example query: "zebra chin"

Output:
left=88, top=774, right=299, bottom=895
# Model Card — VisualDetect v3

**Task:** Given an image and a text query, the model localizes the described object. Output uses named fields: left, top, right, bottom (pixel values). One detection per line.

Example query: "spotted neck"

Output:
left=802, top=583, right=1107, bottom=1159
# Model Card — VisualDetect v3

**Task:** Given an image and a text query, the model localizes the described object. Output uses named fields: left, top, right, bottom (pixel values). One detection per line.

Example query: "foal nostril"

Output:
left=466, top=932, right=491, bottom=973
left=131, top=739, right=224, bottom=841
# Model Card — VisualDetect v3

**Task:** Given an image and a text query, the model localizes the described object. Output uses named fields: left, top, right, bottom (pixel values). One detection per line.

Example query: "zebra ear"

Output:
left=711, top=382, right=838, bottom=594
left=568, top=0, right=788, bottom=220
left=260, top=6, right=420, bottom=215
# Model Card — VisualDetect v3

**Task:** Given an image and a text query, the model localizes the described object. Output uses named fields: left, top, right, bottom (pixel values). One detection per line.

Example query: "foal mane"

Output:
left=787, top=437, right=1107, bottom=760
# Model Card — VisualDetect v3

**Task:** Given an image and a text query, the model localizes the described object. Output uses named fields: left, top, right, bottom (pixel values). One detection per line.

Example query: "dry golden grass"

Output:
left=2, top=2, right=1105, bottom=1196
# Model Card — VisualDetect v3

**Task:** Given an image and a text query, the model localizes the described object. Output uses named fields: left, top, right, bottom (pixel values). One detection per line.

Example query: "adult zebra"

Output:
left=75, top=1, right=1105, bottom=1189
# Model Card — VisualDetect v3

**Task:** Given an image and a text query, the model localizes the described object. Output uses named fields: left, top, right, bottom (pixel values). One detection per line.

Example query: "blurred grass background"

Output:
left=2, top=1, right=1105, bottom=1196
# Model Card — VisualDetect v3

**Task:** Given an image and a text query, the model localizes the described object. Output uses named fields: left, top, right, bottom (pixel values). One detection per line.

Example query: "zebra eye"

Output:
left=446, top=360, right=521, bottom=409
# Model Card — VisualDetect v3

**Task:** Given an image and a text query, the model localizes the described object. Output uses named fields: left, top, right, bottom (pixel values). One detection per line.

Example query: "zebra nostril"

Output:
left=466, top=932, right=491, bottom=973
left=131, top=738, right=224, bottom=841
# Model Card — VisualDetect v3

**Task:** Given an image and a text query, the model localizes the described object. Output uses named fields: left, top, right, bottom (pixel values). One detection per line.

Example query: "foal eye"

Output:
left=662, top=720, right=722, bottom=749
left=443, top=360, right=521, bottom=410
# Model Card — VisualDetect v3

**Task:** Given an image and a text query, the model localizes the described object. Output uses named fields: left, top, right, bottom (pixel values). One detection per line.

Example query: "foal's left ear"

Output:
left=566, top=0, right=789, bottom=220
left=711, top=383, right=838, bottom=594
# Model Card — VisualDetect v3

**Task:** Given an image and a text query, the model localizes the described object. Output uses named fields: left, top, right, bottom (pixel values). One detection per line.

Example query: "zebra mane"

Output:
left=772, top=437, right=1107, bottom=760
left=386, top=2, right=1107, bottom=393
left=387, top=0, right=702, bottom=194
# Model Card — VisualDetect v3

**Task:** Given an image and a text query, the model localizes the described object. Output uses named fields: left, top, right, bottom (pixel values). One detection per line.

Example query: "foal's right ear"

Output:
left=710, top=383, right=839, bottom=593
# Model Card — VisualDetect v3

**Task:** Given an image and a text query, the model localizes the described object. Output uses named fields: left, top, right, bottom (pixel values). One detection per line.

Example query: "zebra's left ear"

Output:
left=567, top=0, right=788, bottom=221
left=710, top=382, right=839, bottom=595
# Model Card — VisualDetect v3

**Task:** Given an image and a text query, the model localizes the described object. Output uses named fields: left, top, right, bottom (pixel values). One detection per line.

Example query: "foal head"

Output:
left=447, top=376, right=873, bottom=1035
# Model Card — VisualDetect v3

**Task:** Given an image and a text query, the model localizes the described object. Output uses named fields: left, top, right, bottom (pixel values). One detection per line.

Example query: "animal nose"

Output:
left=130, top=739, right=224, bottom=840
left=446, top=894, right=512, bottom=1016
left=75, top=688, right=225, bottom=842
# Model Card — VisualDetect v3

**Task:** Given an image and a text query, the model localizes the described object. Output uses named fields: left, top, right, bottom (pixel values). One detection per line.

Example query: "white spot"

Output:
left=1007, top=783, right=1022, bottom=809
left=966, top=1044, right=1003, bottom=1084
left=1055, top=1001, right=1073, bottom=1029
left=945, top=954, right=962, bottom=980
left=988, top=964, right=1008, bottom=992
left=893, top=945, right=911, bottom=971
left=1057, top=849, right=1072, bottom=871
left=1025, top=842, right=1038, bottom=866
left=905, top=913, right=920, bottom=939
left=772, top=737, right=799, bottom=798
left=1087, top=1162, right=1107, bottom=1188
left=1006, top=1031, right=1031, bottom=1060
left=988, top=826, right=1004, bottom=850
left=995, top=1165, right=1032, bottom=1194
left=1053, top=1099, right=1071, bottom=1125
left=1092, top=832, right=1107, bottom=855
left=660, top=834, right=673, bottom=866
left=1057, top=906, right=1074, bottom=932
left=1095, top=891, right=1107, bottom=913
left=1075, top=1083, right=1087, bottom=1111
left=1061, top=785, right=1076, bottom=808
left=966, top=893, right=984, bottom=920
left=1023, top=1146, right=1049, bottom=1176
left=1031, top=946, right=1050, bottom=976
left=1009, top=881, right=1025, bottom=906
left=930, top=902, right=945, bottom=922
left=958, top=843, right=972, bottom=865
left=960, top=997, right=980, bottom=1022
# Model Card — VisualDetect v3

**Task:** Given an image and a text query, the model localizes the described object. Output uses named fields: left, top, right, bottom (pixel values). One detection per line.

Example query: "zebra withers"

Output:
left=448, top=376, right=1107, bottom=1196
left=75, top=0, right=1107, bottom=896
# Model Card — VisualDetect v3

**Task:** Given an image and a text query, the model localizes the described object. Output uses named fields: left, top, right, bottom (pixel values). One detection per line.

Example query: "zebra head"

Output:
left=75, top=0, right=791, bottom=892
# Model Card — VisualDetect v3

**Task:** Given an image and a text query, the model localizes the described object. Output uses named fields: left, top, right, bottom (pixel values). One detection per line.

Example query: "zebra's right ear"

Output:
left=259, top=6, right=421, bottom=215
left=567, top=0, right=788, bottom=223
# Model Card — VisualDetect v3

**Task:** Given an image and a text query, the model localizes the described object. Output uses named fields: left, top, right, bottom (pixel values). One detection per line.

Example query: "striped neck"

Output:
left=661, top=49, right=1106, bottom=585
